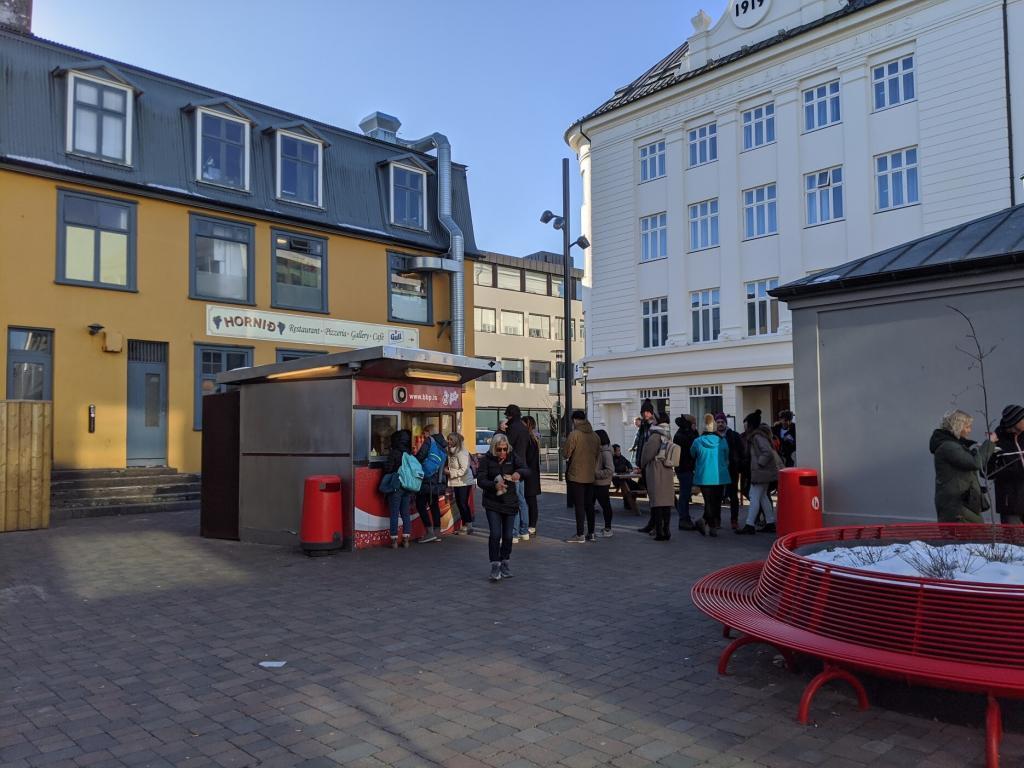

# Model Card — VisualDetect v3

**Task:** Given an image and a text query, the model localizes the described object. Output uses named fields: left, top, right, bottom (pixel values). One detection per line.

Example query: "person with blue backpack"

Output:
left=381, top=429, right=417, bottom=549
left=415, top=424, right=449, bottom=543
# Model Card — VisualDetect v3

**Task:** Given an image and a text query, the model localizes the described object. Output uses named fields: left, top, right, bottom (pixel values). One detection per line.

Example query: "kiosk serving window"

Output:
left=369, top=411, right=399, bottom=459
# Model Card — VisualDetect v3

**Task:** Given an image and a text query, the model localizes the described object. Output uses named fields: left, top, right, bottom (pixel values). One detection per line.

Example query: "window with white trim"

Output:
left=688, top=123, right=717, bottom=167
left=745, top=279, right=780, bottom=337
left=524, top=271, right=548, bottom=295
left=197, top=109, right=249, bottom=190
left=551, top=275, right=564, bottom=297
left=554, top=316, right=564, bottom=341
left=528, top=314, right=550, bottom=339
left=689, top=385, right=722, bottom=424
left=641, top=297, right=668, bottom=349
left=500, top=310, right=524, bottom=336
left=743, top=184, right=777, bottom=238
left=803, top=80, right=840, bottom=131
left=496, top=265, right=521, bottom=290
left=640, top=388, right=670, bottom=419
left=390, top=164, right=426, bottom=229
left=873, top=55, right=915, bottom=110
left=742, top=102, right=775, bottom=150
left=640, top=213, right=667, bottom=262
left=688, top=198, right=719, bottom=251
left=639, top=140, right=665, bottom=182
left=805, top=166, right=844, bottom=226
left=473, top=262, right=493, bottom=286
left=474, top=307, right=496, bottom=333
left=276, top=131, right=322, bottom=206
left=67, top=73, right=132, bottom=164
left=876, top=147, right=919, bottom=211
left=690, top=288, right=720, bottom=343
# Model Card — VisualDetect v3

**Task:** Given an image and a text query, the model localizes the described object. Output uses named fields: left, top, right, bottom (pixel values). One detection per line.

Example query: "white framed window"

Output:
left=688, top=123, right=717, bottom=167
left=555, top=316, right=564, bottom=341
left=876, top=147, right=919, bottom=211
left=640, top=213, right=668, bottom=262
left=640, top=388, right=670, bottom=419
left=690, top=288, right=720, bottom=343
left=742, top=102, right=775, bottom=150
left=551, top=275, right=564, bottom=297
left=803, top=80, right=841, bottom=132
left=276, top=130, right=323, bottom=207
left=688, top=198, right=719, bottom=251
left=474, top=307, right=496, bottom=333
left=524, top=271, right=548, bottom=295
left=500, top=310, right=524, bottom=336
left=196, top=108, right=250, bottom=190
left=805, top=166, right=844, bottom=226
left=873, top=55, right=915, bottom=111
left=473, top=262, right=493, bottom=287
left=743, top=184, right=777, bottom=239
left=641, top=297, right=668, bottom=349
left=496, top=265, right=521, bottom=290
left=66, top=72, right=133, bottom=164
left=390, top=163, right=427, bottom=229
left=689, top=385, right=722, bottom=424
left=746, top=278, right=780, bottom=337
left=528, top=313, right=550, bottom=339
left=639, top=140, right=666, bottom=182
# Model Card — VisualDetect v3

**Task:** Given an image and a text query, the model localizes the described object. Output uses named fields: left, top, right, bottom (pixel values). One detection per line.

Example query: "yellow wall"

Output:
left=0, top=170, right=477, bottom=472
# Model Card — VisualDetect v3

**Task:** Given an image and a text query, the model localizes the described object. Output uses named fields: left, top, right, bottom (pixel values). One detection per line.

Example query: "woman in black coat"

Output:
left=522, top=415, right=543, bottom=536
left=381, top=429, right=414, bottom=548
left=476, top=433, right=530, bottom=581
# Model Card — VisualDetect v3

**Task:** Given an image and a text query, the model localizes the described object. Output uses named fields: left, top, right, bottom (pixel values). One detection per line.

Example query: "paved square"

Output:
left=2, top=492, right=1021, bottom=767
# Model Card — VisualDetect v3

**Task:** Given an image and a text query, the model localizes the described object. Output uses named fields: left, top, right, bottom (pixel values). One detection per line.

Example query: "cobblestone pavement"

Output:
left=2, top=492, right=1022, bottom=768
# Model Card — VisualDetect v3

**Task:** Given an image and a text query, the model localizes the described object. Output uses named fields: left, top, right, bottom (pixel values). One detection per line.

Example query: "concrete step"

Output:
left=51, top=467, right=180, bottom=482
left=51, top=474, right=201, bottom=493
left=51, top=499, right=199, bottom=521
left=51, top=486, right=200, bottom=506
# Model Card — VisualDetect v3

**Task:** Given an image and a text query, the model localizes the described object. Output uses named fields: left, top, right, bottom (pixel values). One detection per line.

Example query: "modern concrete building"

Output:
left=775, top=203, right=1024, bottom=525
left=566, top=0, right=1023, bottom=450
left=0, top=15, right=480, bottom=473
left=472, top=251, right=584, bottom=445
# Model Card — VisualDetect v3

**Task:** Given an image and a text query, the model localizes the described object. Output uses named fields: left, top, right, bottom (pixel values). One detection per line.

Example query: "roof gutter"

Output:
left=401, top=133, right=466, bottom=356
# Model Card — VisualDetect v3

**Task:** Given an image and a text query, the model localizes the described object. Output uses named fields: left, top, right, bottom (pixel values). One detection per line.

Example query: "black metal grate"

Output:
left=128, top=340, right=168, bottom=363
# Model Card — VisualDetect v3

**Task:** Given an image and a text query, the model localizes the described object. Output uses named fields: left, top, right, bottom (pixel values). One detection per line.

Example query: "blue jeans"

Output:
left=514, top=480, right=529, bottom=535
left=486, top=507, right=515, bottom=562
left=388, top=489, right=412, bottom=537
left=675, top=470, right=694, bottom=524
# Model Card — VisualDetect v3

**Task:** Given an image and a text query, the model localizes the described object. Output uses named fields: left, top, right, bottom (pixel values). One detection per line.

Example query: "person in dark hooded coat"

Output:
left=991, top=404, right=1024, bottom=524
left=930, top=409, right=997, bottom=523
left=382, top=429, right=414, bottom=548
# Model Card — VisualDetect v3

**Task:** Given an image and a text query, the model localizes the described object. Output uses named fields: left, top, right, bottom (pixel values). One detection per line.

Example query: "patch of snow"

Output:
left=4, top=155, right=79, bottom=172
left=807, top=541, right=1024, bottom=585
left=341, top=223, right=389, bottom=237
left=147, top=183, right=208, bottom=197
left=810, top=273, right=841, bottom=284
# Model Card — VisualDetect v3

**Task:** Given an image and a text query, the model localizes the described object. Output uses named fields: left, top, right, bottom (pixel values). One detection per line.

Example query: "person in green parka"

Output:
left=930, top=409, right=998, bottom=523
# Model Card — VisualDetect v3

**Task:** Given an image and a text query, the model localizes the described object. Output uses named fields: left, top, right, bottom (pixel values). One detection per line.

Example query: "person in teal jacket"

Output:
left=691, top=413, right=731, bottom=536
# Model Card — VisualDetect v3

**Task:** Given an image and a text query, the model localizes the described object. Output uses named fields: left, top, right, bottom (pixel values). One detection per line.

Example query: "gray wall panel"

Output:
left=240, top=380, right=352, bottom=455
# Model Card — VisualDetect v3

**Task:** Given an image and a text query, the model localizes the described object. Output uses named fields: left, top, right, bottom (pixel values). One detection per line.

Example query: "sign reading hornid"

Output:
left=205, top=305, right=419, bottom=349
left=732, top=0, right=770, bottom=29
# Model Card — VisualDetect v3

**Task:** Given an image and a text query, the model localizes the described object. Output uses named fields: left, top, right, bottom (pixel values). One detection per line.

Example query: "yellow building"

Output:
left=0, top=27, right=478, bottom=473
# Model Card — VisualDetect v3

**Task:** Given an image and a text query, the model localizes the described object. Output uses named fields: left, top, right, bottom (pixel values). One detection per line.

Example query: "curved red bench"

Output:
left=692, top=524, right=1024, bottom=768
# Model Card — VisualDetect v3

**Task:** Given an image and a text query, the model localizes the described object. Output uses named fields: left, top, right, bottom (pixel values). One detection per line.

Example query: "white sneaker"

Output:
left=512, top=536, right=520, bottom=544
left=520, top=532, right=530, bottom=541
left=599, top=528, right=614, bottom=538
left=527, top=527, right=537, bottom=535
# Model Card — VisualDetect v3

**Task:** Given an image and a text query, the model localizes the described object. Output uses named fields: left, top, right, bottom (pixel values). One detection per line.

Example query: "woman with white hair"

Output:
left=930, top=409, right=998, bottom=523
left=477, top=432, right=530, bottom=581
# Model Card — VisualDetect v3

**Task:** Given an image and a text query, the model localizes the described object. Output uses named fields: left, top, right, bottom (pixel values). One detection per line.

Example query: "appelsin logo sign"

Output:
left=205, top=305, right=419, bottom=349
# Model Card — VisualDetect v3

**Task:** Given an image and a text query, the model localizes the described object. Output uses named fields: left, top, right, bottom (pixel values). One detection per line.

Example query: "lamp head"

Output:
left=540, top=210, right=555, bottom=224
left=552, top=216, right=565, bottom=230
left=574, top=235, right=591, bottom=250
left=87, top=323, right=104, bottom=336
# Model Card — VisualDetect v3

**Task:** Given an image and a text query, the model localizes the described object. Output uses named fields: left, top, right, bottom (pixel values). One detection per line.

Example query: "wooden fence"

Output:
left=0, top=400, right=52, bottom=532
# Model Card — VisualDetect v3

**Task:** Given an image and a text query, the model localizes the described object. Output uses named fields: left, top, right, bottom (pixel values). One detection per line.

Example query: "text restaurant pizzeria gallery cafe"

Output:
left=0, top=24, right=490, bottom=474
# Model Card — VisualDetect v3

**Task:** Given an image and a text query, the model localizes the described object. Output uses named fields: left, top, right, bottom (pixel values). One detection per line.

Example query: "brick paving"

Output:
left=1, top=491, right=1022, bottom=768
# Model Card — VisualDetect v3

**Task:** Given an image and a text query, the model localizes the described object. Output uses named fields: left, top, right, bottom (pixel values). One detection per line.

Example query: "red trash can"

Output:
left=776, top=468, right=821, bottom=536
left=300, top=475, right=343, bottom=555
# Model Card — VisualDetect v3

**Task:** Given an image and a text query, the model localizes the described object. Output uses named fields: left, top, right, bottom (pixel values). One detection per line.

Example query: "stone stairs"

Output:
left=51, top=467, right=201, bottom=520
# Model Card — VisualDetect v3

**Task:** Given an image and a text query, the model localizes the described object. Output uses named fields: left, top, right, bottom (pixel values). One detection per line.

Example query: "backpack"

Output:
left=398, top=453, right=424, bottom=492
left=658, top=439, right=681, bottom=469
left=420, top=436, right=447, bottom=482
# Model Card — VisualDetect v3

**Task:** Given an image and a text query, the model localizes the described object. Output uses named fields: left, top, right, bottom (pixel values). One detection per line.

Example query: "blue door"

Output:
left=127, top=341, right=168, bottom=467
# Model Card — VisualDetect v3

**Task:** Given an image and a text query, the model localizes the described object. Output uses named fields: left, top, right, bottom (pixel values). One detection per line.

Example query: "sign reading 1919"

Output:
left=732, top=0, right=770, bottom=29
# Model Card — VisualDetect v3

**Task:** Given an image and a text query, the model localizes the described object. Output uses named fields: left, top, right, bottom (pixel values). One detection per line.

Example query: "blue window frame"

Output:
left=189, top=214, right=255, bottom=304
left=7, top=328, right=53, bottom=401
left=271, top=230, right=328, bottom=313
left=194, top=344, right=251, bottom=429
left=56, top=189, right=137, bottom=291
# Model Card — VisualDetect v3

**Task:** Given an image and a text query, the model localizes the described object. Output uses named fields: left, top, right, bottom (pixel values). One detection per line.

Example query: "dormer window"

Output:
left=390, top=164, right=427, bottom=230
left=65, top=71, right=134, bottom=164
left=196, top=108, right=250, bottom=190
left=275, top=130, right=323, bottom=207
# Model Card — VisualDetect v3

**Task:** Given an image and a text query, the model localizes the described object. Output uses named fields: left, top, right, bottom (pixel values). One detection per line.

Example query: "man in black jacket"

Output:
left=772, top=410, right=797, bottom=467
left=503, top=404, right=532, bottom=541
left=673, top=415, right=699, bottom=530
left=715, top=413, right=745, bottom=530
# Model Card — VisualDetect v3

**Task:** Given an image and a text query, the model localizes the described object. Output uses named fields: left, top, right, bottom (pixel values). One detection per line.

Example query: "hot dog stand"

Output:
left=200, top=346, right=495, bottom=549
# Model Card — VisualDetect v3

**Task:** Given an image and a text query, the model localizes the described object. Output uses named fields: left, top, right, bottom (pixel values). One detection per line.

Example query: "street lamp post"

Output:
left=541, top=158, right=590, bottom=439
left=552, top=349, right=564, bottom=481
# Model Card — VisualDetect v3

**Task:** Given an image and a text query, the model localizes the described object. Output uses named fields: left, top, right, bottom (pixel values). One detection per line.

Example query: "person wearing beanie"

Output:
left=690, top=413, right=730, bottom=537
left=672, top=414, right=699, bottom=531
left=991, top=404, right=1024, bottom=524
left=715, top=413, right=745, bottom=530
left=631, top=400, right=655, bottom=463
left=772, top=410, right=797, bottom=467
left=503, top=404, right=532, bottom=542
left=640, top=412, right=676, bottom=541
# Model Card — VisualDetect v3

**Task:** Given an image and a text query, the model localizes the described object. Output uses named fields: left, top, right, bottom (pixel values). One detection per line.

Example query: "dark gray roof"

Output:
left=567, top=0, right=886, bottom=138
left=772, top=204, right=1024, bottom=300
left=476, top=249, right=584, bottom=279
left=0, top=28, right=478, bottom=255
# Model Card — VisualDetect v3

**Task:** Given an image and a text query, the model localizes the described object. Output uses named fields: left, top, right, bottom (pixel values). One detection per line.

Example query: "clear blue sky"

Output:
left=33, top=0, right=707, bottom=263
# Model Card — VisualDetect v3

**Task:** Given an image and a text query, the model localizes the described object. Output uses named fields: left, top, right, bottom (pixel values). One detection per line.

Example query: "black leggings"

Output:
left=453, top=486, right=472, bottom=525
left=416, top=493, right=442, bottom=529
left=569, top=480, right=595, bottom=536
left=701, top=485, right=724, bottom=527
left=527, top=495, right=539, bottom=529
left=592, top=484, right=613, bottom=529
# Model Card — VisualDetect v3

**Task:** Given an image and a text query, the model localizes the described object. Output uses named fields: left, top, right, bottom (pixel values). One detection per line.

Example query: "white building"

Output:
left=567, top=0, right=1023, bottom=450
left=472, top=251, right=585, bottom=445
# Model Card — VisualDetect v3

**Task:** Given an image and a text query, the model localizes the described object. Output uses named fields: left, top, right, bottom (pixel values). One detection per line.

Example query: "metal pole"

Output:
left=562, top=158, right=573, bottom=434
left=556, top=376, right=563, bottom=481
